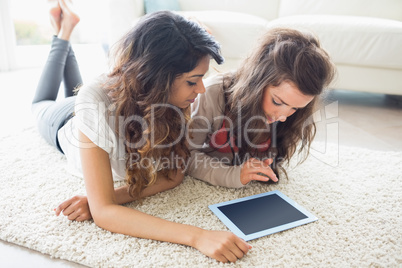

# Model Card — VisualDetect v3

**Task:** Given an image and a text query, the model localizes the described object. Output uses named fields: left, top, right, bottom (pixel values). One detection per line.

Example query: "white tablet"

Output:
left=209, top=190, right=317, bottom=241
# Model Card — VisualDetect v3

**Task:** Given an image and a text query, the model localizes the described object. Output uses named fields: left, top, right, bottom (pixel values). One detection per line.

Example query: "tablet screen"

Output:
left=209, top=190, right=317, bottom=241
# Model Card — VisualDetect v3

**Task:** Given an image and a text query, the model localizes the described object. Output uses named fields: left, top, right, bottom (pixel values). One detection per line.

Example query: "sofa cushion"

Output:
left=279, top=0, right=402, bottom=21
left=176, top=11, right=269, bottom=60
left=267, top=15, right=402, bottom=70
left=144, top=0, right=180, bottom=13
left=178, top=0, right=280, bottom=21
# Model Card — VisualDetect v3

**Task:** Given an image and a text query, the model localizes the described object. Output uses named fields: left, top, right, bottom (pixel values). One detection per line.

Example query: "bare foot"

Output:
left=57, top=0, right=80, bottom=41
left=49, top=0, right=61, bottom=35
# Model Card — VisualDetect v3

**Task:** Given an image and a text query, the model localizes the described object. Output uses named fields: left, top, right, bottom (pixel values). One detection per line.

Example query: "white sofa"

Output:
left=108, top=0, right=402, bottom=96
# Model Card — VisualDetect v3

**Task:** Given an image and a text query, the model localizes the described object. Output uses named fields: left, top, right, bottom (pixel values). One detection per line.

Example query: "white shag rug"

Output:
left=0, top=127, right=401, bottom=267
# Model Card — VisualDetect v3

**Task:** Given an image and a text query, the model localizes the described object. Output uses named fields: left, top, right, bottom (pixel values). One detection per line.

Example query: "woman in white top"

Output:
left=32, top=0, right=251, bottom=263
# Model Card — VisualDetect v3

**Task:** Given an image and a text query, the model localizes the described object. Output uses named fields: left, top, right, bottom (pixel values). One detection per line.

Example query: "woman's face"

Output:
left=169, top=56, right=210, bottom=109
left=262, top=80, right=314, bottom=124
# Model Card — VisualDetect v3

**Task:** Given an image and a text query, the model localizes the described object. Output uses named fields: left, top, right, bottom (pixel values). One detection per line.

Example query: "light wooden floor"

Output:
left=0, top=65, right=401, bottom=267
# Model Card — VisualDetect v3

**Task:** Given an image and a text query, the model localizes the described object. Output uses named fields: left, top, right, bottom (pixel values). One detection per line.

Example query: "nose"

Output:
left=194, top=80, right=206, bottom=94
left=275, top=106, right=296, bottom=122
left=277, top=115, right=287, bottom=122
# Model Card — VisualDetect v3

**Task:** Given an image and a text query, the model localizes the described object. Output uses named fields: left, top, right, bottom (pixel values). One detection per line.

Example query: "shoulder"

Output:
left=192, top=73, right=226, bottom=115
left=204, top=73, right=225, bottom=100
left=74, top=74, right=112, bottom=129
left=75, top=74, right=111, bottom=106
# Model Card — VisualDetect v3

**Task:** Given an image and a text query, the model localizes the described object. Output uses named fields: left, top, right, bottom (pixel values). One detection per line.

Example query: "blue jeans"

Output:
left=31, top=36, right=82, bottom=153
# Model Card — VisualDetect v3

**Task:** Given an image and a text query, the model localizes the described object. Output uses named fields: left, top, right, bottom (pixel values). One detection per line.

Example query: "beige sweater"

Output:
left=186, top=74, right=245, bottom=188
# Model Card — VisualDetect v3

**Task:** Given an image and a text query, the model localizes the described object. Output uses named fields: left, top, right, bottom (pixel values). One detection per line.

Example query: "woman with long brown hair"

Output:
left=187, top=28, right=336, bottom=187
left=33, top=0, right=252, bottom=263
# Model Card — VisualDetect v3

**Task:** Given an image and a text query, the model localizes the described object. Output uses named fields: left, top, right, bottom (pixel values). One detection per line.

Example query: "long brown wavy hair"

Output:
left=104, top=11, right=223, bottom=198
left=223, top=28, right=336, bottom=178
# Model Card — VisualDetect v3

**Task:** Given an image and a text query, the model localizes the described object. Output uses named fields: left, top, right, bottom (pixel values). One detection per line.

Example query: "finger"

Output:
left=67, top=210, right=80, bottom=221
left=250, top=158, right=273, bottom=169
left=75, top=213, right=90, bottom=222
left=229, top=244, right=245, bottom=260
left=242, top=172, right=273, bottom=184
left=263, top=158, right=274, bottom=166
left=254, top=173, right=273, bottom=182
left=73, top=212, right=90, bottom=222
left=216, top=254, right=229, bottom=263
left=225, top=250, right=240, bottom=263
left=75, top=215, right=83, bottom=222
left=255, top=168, right=278, bottom=182
left=236, top=239, right=252, bottom=254
left=61, top=202, right=76, bottom=216
left=75, top=209, right=91, bottom=222
left=55, top=199, right=73, bottom=216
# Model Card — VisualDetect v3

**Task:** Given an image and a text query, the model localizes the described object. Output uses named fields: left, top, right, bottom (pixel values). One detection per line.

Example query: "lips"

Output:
left=188, top=95, right=198, bottom=103
left=266, top=114, right=275, bottom=124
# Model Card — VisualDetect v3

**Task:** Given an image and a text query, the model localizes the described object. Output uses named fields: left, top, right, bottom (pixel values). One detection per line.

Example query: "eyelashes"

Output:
left=187, top=81, right=197, bottom=87
left=272, top=98, right=298, bottom=111
left=272, top=98, right=281, bottom=106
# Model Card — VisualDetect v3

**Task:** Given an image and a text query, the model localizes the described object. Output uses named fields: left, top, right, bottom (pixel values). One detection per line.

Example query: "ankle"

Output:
left=57, top=30, right=72, bottom=41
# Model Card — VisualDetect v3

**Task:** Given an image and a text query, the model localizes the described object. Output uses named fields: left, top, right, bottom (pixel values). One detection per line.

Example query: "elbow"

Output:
left=91, top=210, right=107, bottom=229
left=90, top=204, right=116, bottom=231
left=169, top=170, right=185, bottom=188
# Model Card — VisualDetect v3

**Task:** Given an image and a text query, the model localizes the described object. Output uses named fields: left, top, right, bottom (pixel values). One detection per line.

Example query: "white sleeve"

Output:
left=74, top=80, right=116, bottom=155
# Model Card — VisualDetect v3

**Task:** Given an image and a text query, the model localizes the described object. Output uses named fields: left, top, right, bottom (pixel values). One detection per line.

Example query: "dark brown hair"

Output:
left=105, top=11, right=223, bottom=198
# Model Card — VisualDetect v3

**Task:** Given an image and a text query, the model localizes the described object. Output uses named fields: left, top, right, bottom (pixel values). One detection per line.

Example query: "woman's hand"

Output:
left=194, top=229, right=251, bottom=263
left=55, top=195, right=92, bottom=222
left=240, top=158, right=278, bottom=185
left=54, top=170, right=185, bottom=222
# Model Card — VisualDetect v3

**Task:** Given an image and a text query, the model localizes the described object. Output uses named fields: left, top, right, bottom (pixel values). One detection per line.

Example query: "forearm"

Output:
left=187, top=151, right=244, bottom=188
left=94, top=203, right=201, bottom=247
